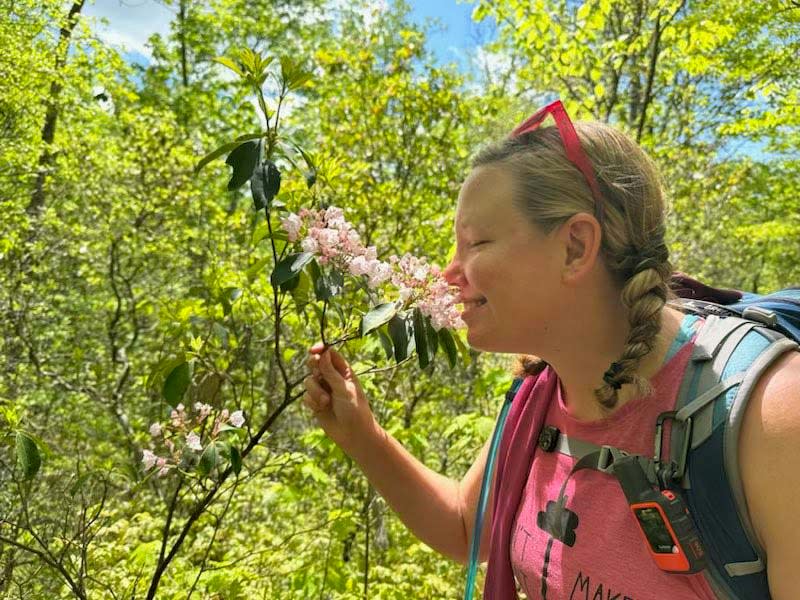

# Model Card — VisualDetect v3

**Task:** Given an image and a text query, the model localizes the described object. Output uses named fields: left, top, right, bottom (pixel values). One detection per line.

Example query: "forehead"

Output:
left=455, top=165, right=519, bottom=232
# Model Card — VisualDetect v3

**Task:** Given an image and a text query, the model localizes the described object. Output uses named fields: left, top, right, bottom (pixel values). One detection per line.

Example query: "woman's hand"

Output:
left=303, top=342, right=377, bottom=452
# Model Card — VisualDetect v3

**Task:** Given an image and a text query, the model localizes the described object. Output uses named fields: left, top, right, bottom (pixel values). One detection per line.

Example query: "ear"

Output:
left=557, top=213, right=602, bottom=285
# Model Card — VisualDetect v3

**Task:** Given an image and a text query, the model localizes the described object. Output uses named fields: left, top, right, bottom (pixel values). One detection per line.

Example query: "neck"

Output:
left=539, top=284, right=682, bottom=422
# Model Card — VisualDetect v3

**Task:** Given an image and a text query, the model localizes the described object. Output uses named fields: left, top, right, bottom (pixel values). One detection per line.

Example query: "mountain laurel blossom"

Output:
left=230, top=410, right=245, bottom=428
left=186, top=432, right=202, bottom=451
left=142, top=449, right=157, bottom=470
left=141, top=403, right=245, bottom=475
left=279, top=206, right=463, bottom=330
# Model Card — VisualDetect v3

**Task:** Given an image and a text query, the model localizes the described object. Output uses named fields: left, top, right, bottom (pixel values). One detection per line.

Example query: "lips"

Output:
left=458, top=295, right=487, bottom=320
left=455, top=294, right=487, bottom=306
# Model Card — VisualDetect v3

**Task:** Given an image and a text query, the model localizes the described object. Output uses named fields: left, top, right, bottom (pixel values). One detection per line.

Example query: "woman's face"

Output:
left=443, top=165, right=566, bottom=353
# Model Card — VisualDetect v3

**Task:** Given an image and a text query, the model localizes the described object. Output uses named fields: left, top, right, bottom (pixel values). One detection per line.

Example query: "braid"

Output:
left=513, top=354, right=549, bottom=378
left=594, top=253, right=672, bottom=408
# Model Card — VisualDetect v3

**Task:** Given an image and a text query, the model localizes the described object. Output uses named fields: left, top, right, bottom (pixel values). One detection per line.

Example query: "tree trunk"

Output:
left=26, top=0, right=86, bottom=216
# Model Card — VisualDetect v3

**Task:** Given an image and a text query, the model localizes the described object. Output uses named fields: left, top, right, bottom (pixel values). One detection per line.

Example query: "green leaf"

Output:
left=213, top=55, right=244, bottom=77
left=163, top=361, right=191, bottom=404
left=360, top=302, right=397, bottom=337
left=438, top=328, right=458, bottom=369
left=388, top=314, right=414, bottom=363
left=425, top=318, right=439, bottom=359
left=377, top=328, right=394, bottom=360
left=16, top=432, right=41, bottom=480
left=290, top=270, right=314, bottom=310
left=230, top=446, right=242, bottom=476
left=225, top=140, right=260, bottom=191
left=245, top=255, right=271, bottom=281
left=219, top=286, right=242, bottom=316
left=412, top=308, right=431, bottom=369
left=198, top=443, right=218, bottom=477
left=235, top=132, right=267, bottom=143
left=250, top=160, right=281, bottom=211
left=271, top=252, right=314, bottom=287
left=311, top=262, right=344, bottom=300
left=194, top=140, right=248, bottom=175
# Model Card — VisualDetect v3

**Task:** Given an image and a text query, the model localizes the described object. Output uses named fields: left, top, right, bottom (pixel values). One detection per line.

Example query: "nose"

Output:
left=443, top=255, right=464, bottom=287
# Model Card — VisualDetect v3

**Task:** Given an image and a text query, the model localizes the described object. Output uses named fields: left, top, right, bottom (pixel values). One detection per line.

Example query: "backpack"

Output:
left=464, top=281, right=800, bottom=600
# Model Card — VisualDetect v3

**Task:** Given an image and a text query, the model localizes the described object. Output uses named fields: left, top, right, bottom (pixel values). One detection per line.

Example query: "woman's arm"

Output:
left=303, top=345, right=499, bottom=564
left=738, top=350, right=800, bottom=599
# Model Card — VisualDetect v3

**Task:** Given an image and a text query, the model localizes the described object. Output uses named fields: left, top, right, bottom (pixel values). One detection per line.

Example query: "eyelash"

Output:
left=471, top=240, right=488, bottom=248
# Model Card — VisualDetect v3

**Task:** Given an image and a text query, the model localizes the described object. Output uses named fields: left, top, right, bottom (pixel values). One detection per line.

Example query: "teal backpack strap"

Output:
left=668, top=313, right=798, bottom=599
left=463, top=377, right=522, bottom=600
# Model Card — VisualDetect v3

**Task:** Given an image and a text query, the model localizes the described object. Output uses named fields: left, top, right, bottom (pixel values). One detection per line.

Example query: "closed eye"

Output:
left=471, top=240, right=489, bottom=248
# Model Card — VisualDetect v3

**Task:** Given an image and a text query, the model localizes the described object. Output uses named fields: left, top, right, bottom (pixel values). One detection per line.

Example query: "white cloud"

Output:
left=85, top=0, right=173, bottom=57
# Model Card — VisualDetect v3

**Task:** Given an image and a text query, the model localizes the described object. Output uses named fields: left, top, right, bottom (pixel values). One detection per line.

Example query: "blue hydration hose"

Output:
left=463, top=378, right=522, bottom=600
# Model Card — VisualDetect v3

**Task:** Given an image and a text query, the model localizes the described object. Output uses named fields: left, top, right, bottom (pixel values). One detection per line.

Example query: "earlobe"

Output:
left=561, top=214, right=602, bottom=284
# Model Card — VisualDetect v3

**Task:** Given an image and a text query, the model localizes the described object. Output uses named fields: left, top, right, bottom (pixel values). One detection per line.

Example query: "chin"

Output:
left=465, top=329, right=508, bottom=354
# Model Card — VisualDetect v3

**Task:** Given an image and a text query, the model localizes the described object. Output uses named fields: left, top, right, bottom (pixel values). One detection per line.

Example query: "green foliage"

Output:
left=1, top=0, right=798, bottom=597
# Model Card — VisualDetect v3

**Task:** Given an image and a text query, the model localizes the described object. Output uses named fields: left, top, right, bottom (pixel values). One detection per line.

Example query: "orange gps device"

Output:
left=630, top=489, right=706, bottom=573
left=614, top=457, right=706, bottom=573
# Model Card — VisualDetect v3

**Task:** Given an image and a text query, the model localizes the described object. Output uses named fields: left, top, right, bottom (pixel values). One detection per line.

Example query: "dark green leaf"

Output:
left=230, top=446, right=242, bottom=476
left=225, top=140, right=259, bottom=191
left=147, top=355, right=185, bottom=393
left=361, top=302, right=397, bottom=337
left=377, top=328, right=394, bottom=360
left=271, top=252, right=314, bottom=287
left=388, top=314, right=414, bottom=363
left=250, top=160, right=281, bottom=211
left=438, top=328, right=458, bottom=369
left=198, top=443, right=218, bottom=477
left=16, top=432, right=41, bottom=480
left=412, top=308, right=431, bottom=369
left=426, top=318, right=439, bottom=359
left=194, top=140, right=248, bottom=175
left=163, top=361, right=191, bottom=404
left=312, top=263, right=344, bottom=300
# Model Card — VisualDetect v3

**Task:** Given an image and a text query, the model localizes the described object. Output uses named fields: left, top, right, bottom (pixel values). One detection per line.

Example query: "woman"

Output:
left=302, top=102, right=800, bottom=599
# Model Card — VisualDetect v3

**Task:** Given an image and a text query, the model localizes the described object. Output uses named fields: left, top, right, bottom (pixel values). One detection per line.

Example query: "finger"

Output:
left=309, top=341, right=327, bottom=355
left=302, top=391, right=327, bottom=414
left=303, top=377, right=331, bottom=402
left=317, top=350, right=348, bottom=395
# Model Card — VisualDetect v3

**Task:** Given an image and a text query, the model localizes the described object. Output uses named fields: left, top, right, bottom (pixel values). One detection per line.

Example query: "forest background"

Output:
left=1, top=0, right=798, bottom=598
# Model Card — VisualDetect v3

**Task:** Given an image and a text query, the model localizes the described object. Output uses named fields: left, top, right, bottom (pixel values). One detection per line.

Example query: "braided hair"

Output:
left=475, top=121, right=674, bottom=409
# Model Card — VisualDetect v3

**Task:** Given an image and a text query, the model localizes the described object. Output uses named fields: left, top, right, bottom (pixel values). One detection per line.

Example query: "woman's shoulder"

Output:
left=738, top=348, right=800, bottom=598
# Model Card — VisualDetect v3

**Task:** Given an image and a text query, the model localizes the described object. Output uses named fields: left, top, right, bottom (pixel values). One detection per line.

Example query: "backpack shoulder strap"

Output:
left=672, top=313, right=798, bottom=599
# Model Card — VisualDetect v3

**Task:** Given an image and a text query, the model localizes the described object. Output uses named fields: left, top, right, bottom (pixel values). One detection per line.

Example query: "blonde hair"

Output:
left=474, top=121, right=674, bottom=409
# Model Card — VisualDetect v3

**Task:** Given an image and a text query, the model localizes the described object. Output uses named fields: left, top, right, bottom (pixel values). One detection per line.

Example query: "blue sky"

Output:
left=84, top=0, right=489, bottom=68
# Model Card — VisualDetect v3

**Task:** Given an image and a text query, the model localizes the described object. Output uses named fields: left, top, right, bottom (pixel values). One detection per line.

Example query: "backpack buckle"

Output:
left=654, top=411, right=693, bottom=488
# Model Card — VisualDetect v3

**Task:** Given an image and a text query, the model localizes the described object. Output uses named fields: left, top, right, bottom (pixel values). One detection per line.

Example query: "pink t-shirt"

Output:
left=509, top=341, right=717, bottom=600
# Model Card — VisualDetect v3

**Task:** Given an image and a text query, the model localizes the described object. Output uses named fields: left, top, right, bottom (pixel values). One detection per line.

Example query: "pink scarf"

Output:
left=484, top=369, right=557, bottom=599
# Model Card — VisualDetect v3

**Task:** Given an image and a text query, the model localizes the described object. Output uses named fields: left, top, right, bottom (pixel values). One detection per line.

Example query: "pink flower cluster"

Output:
left=279, top=206, right=463, bottom=330
left=280, top=207, right=391, bottom=288
left=141, top=402, right=246, bottom=477
left=388, top=254, right=463, bottom=330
